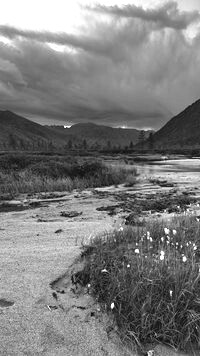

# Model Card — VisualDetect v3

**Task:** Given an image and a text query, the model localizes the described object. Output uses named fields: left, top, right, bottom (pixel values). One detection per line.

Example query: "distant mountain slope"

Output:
left=152, top=99, right=200, bottom=148
left=52, top=122, right=151, bottom=148
left=0, top=110, right=151, bottom=151
left=0, top=110, right=67, bottom=150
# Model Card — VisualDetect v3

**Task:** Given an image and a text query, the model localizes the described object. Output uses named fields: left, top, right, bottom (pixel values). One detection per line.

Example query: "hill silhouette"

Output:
left=0, top=110, right=69, bottom=150
left=152, top=99, right=200, bottom=148
left=0, top=110, right=150, bottom=150
left=54, top=122, right=150, bottom=148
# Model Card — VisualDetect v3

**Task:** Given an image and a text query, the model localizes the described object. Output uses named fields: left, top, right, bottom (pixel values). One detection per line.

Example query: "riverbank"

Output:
left=0, top=158, right=200, bottom=355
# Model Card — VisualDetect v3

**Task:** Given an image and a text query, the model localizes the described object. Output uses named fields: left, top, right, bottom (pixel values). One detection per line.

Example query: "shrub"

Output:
left=0, top=153, right=32, bottom=170
left=124, top=173, right=137, bottom=187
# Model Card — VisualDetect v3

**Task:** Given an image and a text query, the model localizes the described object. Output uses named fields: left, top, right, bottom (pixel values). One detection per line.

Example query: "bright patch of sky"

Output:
left=0, top=0, right=199, bottom=34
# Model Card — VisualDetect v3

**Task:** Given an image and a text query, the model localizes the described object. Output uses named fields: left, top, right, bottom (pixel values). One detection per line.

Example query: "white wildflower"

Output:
left=182, top=256, right=187, bottom=262
left=160, top=250, right=165, bottom=261
left=135, top=248, right=140, bottom=254
left=119, top=226, right=123, bottom=232
left=169, top=290, right=173, bottom=297
left=150, top=237, right=153, bottom=242
left=161, top=237, right=164, bottom=242
left=101, top=269, right=108, bottom=273
left=173, top=229, right=177, bottom=235
left=147, top=350, right=154, bottom=356
left=127, top=264, right=130, bottom=268
left=111, top=302, right=115, bottom=310
left=87, top=283, right=91, bottom=288
left=193, top=244, right=197, bottom=251
left=164, top=227, right=170, bottom=235
left=147, top=231, right=150, bottom=240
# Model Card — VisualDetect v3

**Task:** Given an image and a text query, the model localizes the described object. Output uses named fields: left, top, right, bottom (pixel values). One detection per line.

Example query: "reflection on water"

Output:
left=135, top=159, right=200, bottom=178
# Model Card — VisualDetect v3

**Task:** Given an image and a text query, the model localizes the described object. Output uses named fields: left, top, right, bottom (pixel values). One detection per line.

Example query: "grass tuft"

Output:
left=80, top=215, right=200, bottom=351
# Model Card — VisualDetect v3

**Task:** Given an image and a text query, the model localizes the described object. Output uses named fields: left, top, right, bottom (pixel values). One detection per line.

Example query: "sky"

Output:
left=0, top=0, right=200, bottom=129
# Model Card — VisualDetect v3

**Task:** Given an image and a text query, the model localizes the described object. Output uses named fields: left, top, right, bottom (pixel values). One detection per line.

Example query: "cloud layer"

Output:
left=0, top=1, right=200, bottom=128
left=86, top=1, right=200, bottom=30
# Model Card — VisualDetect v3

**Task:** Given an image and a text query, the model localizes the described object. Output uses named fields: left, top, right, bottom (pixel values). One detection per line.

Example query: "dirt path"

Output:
left=0, top=173, right=200, bottom=355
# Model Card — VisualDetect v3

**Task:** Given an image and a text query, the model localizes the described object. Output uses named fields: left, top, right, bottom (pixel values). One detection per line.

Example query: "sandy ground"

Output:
left=1, top=167, right=200, bottom=355
left=0, top=190, right=135, bottom=356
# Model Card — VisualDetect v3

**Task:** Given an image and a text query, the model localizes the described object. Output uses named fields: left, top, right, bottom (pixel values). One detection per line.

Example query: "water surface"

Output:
left=135, top=158, right=200, bottom=185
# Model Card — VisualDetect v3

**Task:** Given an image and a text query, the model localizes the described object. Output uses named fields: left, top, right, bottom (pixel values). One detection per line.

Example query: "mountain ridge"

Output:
left=0, top=110, right=150, bottom=150
left=2, top=96, right=199, bottom=152
left=0, top=110, right=67, bottom=150
left=50, top=122, right=152, bottom=148
left=151, top=98, right=200, bottom=148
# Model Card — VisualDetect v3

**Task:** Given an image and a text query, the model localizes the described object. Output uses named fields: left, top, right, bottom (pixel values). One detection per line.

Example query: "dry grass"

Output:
left=0, top=153, right=138, bottom=196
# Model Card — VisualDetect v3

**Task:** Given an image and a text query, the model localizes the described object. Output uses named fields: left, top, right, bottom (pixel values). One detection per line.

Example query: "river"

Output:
left=135, top=158, right=200, bottom=186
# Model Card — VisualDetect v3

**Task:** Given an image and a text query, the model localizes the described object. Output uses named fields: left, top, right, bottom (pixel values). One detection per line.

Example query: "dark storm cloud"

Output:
left=0, top=36, right=171, bottom=128
left=0, top=1, right=200, bottom=128
left=85, top=1, right=200, bottom=30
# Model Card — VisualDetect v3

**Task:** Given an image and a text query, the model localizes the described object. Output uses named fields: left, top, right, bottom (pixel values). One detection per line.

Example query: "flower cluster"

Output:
left=82, top=214, right=200, bottom=352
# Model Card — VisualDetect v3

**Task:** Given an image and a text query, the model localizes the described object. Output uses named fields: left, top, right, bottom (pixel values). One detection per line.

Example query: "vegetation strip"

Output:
left=0, top=153, right=137, bottom=196
left=78, top=215, right=200, bottom=352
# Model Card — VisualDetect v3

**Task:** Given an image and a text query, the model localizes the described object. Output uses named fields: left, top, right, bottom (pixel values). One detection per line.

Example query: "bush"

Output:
left=80, top=215, right=200, bottom=351
left=0, top=153, right=32, bottom=170
left=124, top=173, right=137, bottom=187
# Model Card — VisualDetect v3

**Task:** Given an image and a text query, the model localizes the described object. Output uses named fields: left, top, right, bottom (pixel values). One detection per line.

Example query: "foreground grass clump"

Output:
left=81, top=216, right=200, bottom=351
left=0, top=153, right=137, bottom=195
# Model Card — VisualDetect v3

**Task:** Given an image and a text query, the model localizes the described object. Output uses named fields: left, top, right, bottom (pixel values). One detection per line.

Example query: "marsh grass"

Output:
left=124, top=173, right=137, bottom=187
left=80, top=215, right=200, bottom=351
left=0, top=153, right=137, bottom=195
